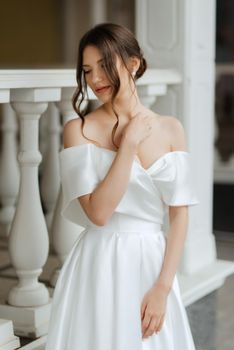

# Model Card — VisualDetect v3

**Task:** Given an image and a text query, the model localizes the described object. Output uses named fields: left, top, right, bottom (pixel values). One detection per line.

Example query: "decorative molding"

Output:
left=146, top=0, right=178, bottom=51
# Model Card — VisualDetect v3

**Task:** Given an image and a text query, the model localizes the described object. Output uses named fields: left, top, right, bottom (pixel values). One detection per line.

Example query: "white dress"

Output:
left=45, top=143, right=199, bottom=350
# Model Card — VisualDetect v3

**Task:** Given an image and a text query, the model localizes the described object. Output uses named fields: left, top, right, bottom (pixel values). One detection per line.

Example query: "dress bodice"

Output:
left=59, top=143, right=199, bottom=228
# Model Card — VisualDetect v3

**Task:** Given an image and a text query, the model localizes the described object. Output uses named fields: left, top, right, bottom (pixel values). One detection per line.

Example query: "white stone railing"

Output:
left=0, top=68, right=181, bottom=349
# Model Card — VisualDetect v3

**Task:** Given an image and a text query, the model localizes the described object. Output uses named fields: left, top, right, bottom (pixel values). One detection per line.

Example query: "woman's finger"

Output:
left=155, top=314, right=165, bottom=333
left=140, top=300, right=147, bottom=320
left=141, top=312, right=151, bottom=335
left=142, top=316, right=157, bottom=338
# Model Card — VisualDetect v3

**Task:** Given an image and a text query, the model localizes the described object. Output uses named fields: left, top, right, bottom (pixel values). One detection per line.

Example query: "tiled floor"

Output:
left=0, top=231, right=233, bottom=350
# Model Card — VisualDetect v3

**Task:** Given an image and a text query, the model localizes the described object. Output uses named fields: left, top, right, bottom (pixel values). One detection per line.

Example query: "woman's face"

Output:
left=82, top=45, right=132, bottom=104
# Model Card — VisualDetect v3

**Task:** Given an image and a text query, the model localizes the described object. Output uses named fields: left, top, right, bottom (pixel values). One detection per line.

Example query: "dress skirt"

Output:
left=45, top=214, right=196, bottom=350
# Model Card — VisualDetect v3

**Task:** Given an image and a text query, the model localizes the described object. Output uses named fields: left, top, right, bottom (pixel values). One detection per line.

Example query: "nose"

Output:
left=91, top=69, right=102, bottom=84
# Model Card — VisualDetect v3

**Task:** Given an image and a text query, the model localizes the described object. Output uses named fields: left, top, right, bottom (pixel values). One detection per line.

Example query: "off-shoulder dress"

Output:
left=45, top=143, right=199, bottom=350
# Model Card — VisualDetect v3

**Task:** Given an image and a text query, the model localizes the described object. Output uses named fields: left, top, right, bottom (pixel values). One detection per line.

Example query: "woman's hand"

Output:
left=140, top=283, right=168, bottom=339
left=121, top=112, right=153, bottom=151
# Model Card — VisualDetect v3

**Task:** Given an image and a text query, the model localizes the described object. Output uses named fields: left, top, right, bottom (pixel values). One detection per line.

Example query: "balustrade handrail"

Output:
left=0, top=68, right=182, bottom=89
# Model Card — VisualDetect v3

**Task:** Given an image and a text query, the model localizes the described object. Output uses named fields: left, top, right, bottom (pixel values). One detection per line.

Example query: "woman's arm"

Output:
left=153, top=206, right=188, bottom=294
left=82, top=139, right=136, bottom=226
left=154, top=117, right=188, bottom=293
left=141, top=116, right=189, bottom=338
left=63, top=114, right=151, bottom=226
left=141, top=206, right=188, bottom=339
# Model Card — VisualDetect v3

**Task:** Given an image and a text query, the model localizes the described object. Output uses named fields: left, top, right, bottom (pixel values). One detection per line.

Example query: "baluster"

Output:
left=0, top=104, right=19, bottom=240
left=40, top=102, right=61, bottom=232
left=7, top=101, right=50, bottom=307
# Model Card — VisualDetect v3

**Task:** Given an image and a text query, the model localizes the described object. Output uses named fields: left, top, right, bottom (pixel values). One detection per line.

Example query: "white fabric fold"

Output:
left=58, top=144, right=199, bottom=229
left=59, top=144, right=99, bottom=227
left=149, top=151, right=199, bottom=207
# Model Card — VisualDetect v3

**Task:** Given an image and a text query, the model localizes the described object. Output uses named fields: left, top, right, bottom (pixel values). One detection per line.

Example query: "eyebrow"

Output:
left=82, top=58, right=104, bottom=67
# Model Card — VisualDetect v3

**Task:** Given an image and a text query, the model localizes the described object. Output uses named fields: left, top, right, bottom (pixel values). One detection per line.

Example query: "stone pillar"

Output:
left=136, top=0, right=234, bottom=305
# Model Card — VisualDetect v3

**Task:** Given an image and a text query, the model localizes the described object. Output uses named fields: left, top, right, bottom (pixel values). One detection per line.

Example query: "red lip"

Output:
left=95, top=86, right=111, bottom=94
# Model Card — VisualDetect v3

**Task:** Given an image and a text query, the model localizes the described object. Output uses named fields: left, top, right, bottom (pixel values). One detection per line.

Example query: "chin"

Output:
left=97, top=95, right=112, bottom=104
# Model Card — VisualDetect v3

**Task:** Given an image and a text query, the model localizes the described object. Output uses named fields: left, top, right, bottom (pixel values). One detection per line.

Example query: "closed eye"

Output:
left=83, top=70, right=91, bottom=75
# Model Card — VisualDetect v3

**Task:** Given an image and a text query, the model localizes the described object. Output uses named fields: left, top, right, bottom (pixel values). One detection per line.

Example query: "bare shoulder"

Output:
left=153, top=114, right=187, bottom=151
left=62, top=117, right=86, bottom=149
left=62, top=110, right=100, bottom=149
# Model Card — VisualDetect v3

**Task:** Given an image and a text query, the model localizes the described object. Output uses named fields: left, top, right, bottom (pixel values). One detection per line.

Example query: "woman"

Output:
left=45, top=23, right=199, bottom=349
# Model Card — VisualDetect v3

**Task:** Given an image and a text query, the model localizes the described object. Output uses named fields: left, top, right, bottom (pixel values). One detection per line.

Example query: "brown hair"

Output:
left=72, top=22, right=147, bottom=149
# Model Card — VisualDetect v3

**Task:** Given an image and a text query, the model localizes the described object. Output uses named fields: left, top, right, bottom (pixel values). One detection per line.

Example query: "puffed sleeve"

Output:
left=59, top=144, right=100, bottom=227
left=150, top=151, right=199, bottom=207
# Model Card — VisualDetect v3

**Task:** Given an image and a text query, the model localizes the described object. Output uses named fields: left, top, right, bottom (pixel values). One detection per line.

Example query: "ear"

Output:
left=128, top=56, right=140, bottom=75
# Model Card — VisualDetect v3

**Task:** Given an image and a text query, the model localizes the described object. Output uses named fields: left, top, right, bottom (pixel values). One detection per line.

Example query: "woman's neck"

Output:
left=103, top=91, right=145, bottom=121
